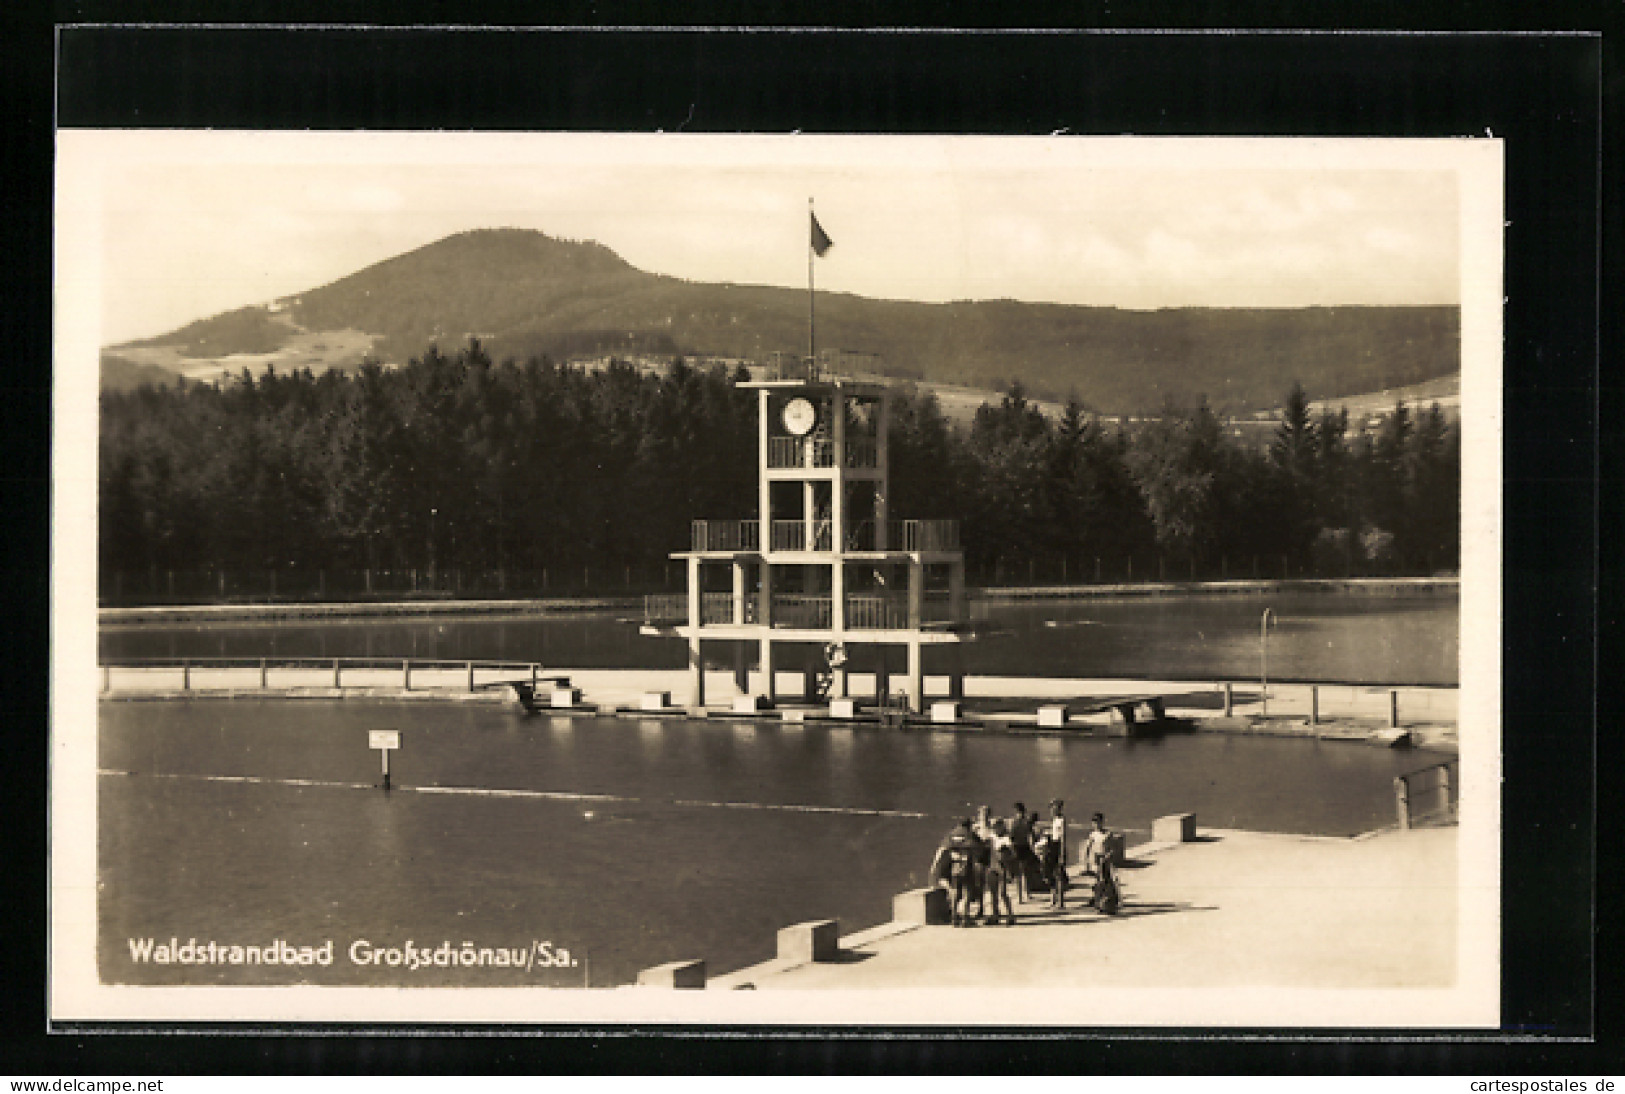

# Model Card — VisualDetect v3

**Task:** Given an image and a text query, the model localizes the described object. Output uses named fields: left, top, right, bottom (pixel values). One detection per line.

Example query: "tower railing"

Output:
left=767, top=437, right=836, bottom=468
left=691, top=520, right=761, bottom=552
left=771, top=594, right=833, bottom=629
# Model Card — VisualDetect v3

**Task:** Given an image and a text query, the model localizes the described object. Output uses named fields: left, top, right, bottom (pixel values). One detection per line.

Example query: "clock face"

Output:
left=782, top=397, right=817, bottom=436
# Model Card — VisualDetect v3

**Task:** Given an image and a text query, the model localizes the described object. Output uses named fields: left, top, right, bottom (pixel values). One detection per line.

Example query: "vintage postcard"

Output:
left=52, top=131, right=1502, bottom=1026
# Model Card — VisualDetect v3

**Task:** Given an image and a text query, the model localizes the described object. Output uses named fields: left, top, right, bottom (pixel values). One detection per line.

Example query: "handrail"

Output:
left=99, top=655, right=553, bottom=695
left=767, top=436, right=835, bottom=469
left=99, top=655, right=540, bottom=671
left=770, top=594, right=833, bottom=629
left=691, top=519, right=760, bottom=552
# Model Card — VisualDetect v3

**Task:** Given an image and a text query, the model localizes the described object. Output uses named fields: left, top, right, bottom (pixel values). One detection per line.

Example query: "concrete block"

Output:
left=1037, top=704, right=1069, bottom=728
left=930, top=700, right=962, bottom=724
left=776, top=919, right=839, bottom=964
left=1152, top=813, right=1197, bottom=843
left=639, top=690, right=671, bottom=711
left=781, top=708, right=807, bottom=724
left=892, top=886, right=951, bottom=926
left=550, top=687, right=583, bottom=708
left=828, top=698, right=858, bottom=719
left=636, top=959, right=706, bottom=989
left=732, top=694, right=769, bottom=713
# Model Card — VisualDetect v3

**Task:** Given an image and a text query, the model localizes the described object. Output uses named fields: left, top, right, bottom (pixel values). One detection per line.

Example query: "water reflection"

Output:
left=102, top=593, right=1458, bottom=686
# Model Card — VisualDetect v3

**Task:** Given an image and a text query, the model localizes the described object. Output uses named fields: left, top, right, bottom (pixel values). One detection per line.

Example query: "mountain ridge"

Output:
left=103, top=228, right=1459, bottom=415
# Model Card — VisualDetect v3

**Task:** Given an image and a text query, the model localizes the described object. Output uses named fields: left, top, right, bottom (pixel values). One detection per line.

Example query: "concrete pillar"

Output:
left=334, top=659, right=343, bottom=688
left=689, top=638, right=706, bottom=709
left=759, top=561, right=773, bottom=628
left=893, top=887, right=951, bottom=926
left=1222, top=681, right=1233, bottom=716
left=403, top=659, right=411, bottom=690
left=875, top=390, right=889, bottom=548
left=733, top=641, right=749, bottom=693
left=831, top=559, right=846, bottom=637
left=260, top=658, right=269, bottom=689
left=637, top=959, right=706, bottom=989
left=467, top=660, right=475, bottom=692
left=1389, top=689, right=1400, bottom=728
left=760, top=636, right=777, bottom=702
left=803, top=480, right=816, bottom=550
left=831, top=390, right=846, bottom=531
left=833, top=664, right=849, bottom=699
left=875, top=656, right=890, bottom=705
left=732, top=561, right=746, bottom=625
left=1394, top=776, right=1412, bottom=829
left=906, top=640, right=923, bottom=713
left=686, top=557, right=702, bottom=630
left=182, top=660, right=190, bottom=690
left=1152, top=813, right=1197, bottom=842
left=908, top=559, right=923, bottom=629
left=777, top=920, right=839, bottom=964
left=1310, top=685, right=1320, bottom=725
left=758, top=389, right=772, bottom=551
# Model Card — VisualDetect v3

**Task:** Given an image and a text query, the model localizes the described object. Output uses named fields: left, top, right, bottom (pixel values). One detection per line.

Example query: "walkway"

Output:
left=736, top=825, right=1458, bottom=991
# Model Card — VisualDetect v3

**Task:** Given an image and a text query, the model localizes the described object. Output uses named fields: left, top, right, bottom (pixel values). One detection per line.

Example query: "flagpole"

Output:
left=808, top=197, right=816, bottom=377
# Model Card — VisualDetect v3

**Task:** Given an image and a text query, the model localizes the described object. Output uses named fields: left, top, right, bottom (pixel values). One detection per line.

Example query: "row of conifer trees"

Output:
left=99, top=341, right=1459, bottom=597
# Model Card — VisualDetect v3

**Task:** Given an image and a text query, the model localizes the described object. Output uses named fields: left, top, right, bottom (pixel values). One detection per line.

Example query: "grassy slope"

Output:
left=108, top=228, right=1460, bottom=415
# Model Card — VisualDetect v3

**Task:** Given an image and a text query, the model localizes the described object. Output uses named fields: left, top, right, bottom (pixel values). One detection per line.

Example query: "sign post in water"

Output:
left=369, top=729, right=401, bottom=791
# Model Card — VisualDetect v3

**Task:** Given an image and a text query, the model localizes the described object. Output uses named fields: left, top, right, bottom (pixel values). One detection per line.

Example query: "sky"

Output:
left=62, top=132, right=1466, bottom=346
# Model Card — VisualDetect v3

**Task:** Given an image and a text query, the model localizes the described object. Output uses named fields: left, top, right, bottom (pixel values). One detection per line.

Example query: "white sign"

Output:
left=368, top=730, right=400, bottom=750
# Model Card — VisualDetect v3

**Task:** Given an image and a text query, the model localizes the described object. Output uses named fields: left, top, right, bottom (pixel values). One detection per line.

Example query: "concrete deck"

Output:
left=100, top=666, right=1457, bottom=749
left=728, top=825, right=1457, bottom=991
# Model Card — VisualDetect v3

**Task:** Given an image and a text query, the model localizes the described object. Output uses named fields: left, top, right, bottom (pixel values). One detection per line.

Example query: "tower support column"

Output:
left=688, top=637, right=706, bottom=710
left=759, top=635, right=777, bottom=703
left=906, top=639, right=924, bottom=713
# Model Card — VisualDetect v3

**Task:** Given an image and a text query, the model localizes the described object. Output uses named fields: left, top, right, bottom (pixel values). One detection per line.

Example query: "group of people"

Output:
left=928, top=800, right=1121, bottom=928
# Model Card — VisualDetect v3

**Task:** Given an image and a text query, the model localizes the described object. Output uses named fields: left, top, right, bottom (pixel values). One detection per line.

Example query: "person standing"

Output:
left=1008, top=802, right=1036, bottom=903
left=982, top=819, right=1017, bottom=926
left=936, top=819, right=982, bottom=928
left=1084, top=812, right=1122, bottom=914
left=1044, top=799, right=1068, bottom=910
left=1083, top=812, right=1113, bottom=877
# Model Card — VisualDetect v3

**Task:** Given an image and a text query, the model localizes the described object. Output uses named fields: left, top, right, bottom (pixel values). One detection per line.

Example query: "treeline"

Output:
left=99, top=342, right=1459, bottom=596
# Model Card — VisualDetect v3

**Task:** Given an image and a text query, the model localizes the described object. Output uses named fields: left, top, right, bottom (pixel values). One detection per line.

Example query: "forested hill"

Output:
left=104, top=228, right=1458, bottom=415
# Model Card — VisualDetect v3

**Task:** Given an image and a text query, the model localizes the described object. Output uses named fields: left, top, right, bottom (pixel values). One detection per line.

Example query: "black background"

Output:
left=3, top=1, right=1613, bottom=1075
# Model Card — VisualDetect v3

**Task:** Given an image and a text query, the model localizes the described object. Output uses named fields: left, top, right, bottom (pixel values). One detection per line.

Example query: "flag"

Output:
left=810, top=211, right=833, bottom=257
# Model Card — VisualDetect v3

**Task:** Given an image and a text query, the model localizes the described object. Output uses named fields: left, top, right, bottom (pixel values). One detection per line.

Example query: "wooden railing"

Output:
left=99, top=656, right=547, bottom=694
left=767, top=436, right=836, bottom=468
left=691, top=520, right=760, bottom=552
left=647, top=591, right=957, bottom=629
left=1394, top=758, right=1458, bottom=828
left=894, top=519, right=960, bottom=551
left=844, top=438, right=878, bottom=468
left=644, top=593, right=688, bottom=623
left=845, top=595, right=909, bottom=630
left=771, top=594, right=833, bottom=629
left=700, top=592, right=739, bottom=625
